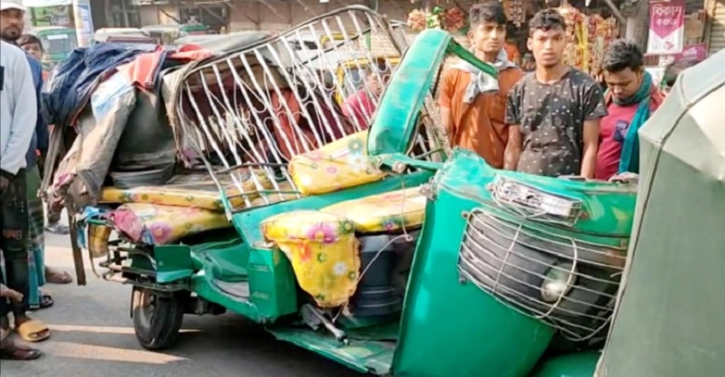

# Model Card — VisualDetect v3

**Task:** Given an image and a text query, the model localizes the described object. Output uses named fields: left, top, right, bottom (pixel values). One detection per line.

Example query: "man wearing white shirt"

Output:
left=0, top=39, right=42, bottom=360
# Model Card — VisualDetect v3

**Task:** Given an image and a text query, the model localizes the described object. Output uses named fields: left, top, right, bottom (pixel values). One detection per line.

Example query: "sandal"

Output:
left=45, top=269, right=73, bottom=285
left=0, top=338, right=42, bottom=360
left=15, top=319, right=50, bottom=342
left=28, top=292, right=54, bottom=311
left=39, top=292, right=54, bottom=309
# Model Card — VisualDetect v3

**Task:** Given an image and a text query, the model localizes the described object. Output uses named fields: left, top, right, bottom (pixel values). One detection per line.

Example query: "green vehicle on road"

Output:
left=50, top=5, right=723, bottom=377
left=33, top=26, right=76, bottom=69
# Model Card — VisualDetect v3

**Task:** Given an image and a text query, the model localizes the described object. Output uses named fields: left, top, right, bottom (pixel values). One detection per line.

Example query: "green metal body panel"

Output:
left=153, top=172, right=433, bottom=324
left=530, top=352, right=600, bottom=377
left=267, top=327, right=395, bottom=375
left=597, top=50, right=725, bottom=377
left=391, top=153, right=555, bottom=377
left=230, top=172, right=433, bottom=321
left=434, top=149, right=637, bottom=238
left=155, top=244, right=194, bottom=283
left=367, top=29, right=496, bottom=158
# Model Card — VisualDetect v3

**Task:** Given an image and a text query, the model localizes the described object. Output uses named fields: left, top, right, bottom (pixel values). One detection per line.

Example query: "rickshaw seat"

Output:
left=288, top=131, right=387, bottom=196
left=261, top=210, right=360, bottom=308
left=99, top=171, right=274, bottom=211
left=320, top=187, right=427, bottom=234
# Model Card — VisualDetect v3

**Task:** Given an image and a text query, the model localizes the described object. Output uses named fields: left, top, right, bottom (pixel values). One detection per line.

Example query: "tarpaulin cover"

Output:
left=42, top=43, right=157, bottom=129
left=596, top=50, right=725, bottom=377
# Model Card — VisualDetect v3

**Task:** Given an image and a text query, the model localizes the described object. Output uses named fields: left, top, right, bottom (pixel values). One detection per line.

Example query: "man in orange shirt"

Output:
left=439, top=2, right=524, bottom=169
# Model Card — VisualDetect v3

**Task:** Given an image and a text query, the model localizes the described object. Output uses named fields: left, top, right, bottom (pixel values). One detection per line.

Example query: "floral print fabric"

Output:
left=288, top=130, right=386, bottom=196
left=321, top=187, right=428, bottom=233
left=261, top=210, right=360, bottom=308
left=99, top=171, right=273, bottom=212
left=110, top=203, right=231, bottom=245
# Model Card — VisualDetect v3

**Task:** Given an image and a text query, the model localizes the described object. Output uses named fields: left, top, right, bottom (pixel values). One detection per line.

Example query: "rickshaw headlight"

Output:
left=541, top=262, right=576, bottom=303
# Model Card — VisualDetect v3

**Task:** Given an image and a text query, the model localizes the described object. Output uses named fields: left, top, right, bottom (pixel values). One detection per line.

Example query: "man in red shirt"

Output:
left=596, top=40, right=664, bottom=180
left=342, top=59, right=391, bottom=130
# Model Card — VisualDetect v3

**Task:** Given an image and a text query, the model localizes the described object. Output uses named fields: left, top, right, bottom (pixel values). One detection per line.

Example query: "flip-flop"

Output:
left=39, top=292, right=54, bottom=309
left=46, top=270, right=73, bottom=285
left=15, top=320, right=50, bottom=343
left=0, top=339, right=42, bottom=360
left=27, top=292, right=54, bottom=311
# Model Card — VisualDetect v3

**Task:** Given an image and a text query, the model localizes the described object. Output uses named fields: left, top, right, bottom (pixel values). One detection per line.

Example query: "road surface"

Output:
left=1, top=229, right=367, bottom=377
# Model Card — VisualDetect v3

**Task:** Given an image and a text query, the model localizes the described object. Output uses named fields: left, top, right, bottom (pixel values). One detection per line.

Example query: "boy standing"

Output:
left=596, top=40, right=665, bottom=180
left=439, top=2, right=524, bottom=169
left=505, top=9, right=607, bottom=178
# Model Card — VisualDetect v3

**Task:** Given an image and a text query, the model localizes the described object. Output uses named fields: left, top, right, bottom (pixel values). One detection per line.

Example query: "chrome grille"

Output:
left=489, top=176, right=584, bottom=227
left=458, top=208, right=627, bottom=341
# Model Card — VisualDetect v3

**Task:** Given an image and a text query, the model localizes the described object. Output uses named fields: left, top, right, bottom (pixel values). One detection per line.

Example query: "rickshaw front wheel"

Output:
left=132, top=287, right=186, bottom=350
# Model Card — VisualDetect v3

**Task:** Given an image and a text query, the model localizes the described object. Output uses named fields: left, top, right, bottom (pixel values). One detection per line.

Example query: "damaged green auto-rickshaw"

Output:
left=47, top=6, right=649, bottom=377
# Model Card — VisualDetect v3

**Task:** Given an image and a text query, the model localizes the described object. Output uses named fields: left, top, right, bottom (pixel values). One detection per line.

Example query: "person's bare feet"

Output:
left=45, top=266, right=73, bottom=284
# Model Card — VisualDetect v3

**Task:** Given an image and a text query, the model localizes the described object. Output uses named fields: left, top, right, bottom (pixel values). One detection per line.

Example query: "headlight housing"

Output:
left=541, top=262, right=576, bottom=303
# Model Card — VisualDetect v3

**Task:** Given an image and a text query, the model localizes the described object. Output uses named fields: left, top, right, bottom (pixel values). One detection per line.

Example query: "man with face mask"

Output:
left=439, top=3, right=523, bottom=169
left=505, top=9, right=607, bottom=178
left=595, top=40, right=665, bottom=180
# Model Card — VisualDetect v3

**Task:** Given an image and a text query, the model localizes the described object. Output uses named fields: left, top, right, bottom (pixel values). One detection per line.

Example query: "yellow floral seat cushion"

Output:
left=321, top=187, right=427, bottom=234
left=100, top=171, right=273, bottom=212
left=110, top=203, right=231, bottom=245
left=288, top=130, right=386, bottom=196
left=261, top=211, right=360, bottom=308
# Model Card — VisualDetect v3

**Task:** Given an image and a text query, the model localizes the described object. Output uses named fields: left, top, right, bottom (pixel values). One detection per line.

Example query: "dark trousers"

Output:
left=0, top=168, right=29, bottom=317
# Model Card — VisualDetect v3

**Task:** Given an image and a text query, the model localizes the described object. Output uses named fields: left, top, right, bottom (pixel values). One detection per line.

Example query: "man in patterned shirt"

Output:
left=505, top=9, right=607, bottom=178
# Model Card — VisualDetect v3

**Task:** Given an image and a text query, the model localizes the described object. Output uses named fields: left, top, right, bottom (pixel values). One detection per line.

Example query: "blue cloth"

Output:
left=42, top=43, right=158, bottom=129
left=24, top=54, right=47, bottom=168
left=613, top=72, right=653, bottom=175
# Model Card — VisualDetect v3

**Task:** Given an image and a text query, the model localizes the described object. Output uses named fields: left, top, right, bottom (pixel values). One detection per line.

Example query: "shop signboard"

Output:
left=673, top=43, right=707, bottom=62
left=72, top=0, right=93, bottom=47
left=647, top=0, right=686, bottom=55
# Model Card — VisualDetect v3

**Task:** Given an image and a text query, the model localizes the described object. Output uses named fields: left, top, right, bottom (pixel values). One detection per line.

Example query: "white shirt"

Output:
left=0, top=40, right=37, bottom=175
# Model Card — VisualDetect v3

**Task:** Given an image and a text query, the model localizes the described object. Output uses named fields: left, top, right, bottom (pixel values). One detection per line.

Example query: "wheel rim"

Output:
left=137, top=290, right=157, bottom=329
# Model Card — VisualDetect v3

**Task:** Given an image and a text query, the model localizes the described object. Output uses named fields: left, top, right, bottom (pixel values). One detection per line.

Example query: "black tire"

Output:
left=131, top=288, right=186, bottom=350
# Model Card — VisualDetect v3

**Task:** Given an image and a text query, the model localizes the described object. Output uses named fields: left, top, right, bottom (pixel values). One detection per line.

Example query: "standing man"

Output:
left=2, top=0, right=60, bottom=324
left=2, top=1, right=73, bottom=291
left=439, top=2, right=524, bottom=169
left=596, top=40, right=665, bottom=180
left=505, top=9, right=607, bottom=178
left=0, top=39, right=43, bottom=359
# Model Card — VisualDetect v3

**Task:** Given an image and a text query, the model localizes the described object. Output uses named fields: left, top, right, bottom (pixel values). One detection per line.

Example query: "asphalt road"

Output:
left=0, top=229, right=366, bottom=377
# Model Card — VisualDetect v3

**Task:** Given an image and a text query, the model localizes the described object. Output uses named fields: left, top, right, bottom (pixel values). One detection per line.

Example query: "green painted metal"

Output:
left=367, top=29, right=496, bottom=158
left=267, top=327, right=395, bottom=375
left=597, top=49, right=725, bottom=377
left=192, top=239, right=248, bottom=282
left=231, top=172, right=433, bottom=322
left=154, top=245, right=194, bottom=283
left=529, top=352, right=600, bottom=377
left=436, top=149, right=637, bottom=238
left=392, top=164, right=555, bottom=377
